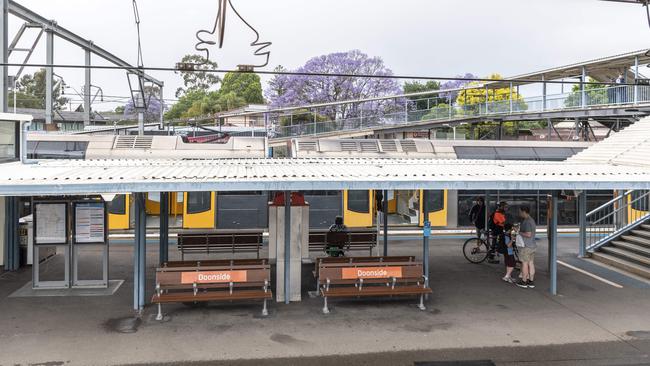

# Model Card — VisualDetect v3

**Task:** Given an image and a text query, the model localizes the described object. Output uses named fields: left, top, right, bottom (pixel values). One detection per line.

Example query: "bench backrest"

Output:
left=178, top=232, right=263, bottom=246
left=310, top=230, right=378, bottom=246
left=163, top=259, right=268, bottom=268
left=156, top=263, right=270, bottom=287
left=318, top=259, right=423, bottom=283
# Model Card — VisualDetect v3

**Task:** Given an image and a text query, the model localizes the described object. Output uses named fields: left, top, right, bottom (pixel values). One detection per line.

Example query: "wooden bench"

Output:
left=309, top=229, right=377, bottom=256
left=151, top=258, right=272, bottom=319
left=315, top=256, right=432, bottom=314
left=177, top=230, right=264, bottom=260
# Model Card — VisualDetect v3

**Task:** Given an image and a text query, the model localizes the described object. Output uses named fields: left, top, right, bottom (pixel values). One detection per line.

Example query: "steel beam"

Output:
left=84, top=49, right=91, bottom=126
left=283, top=190, right=291, bottom=304
left=0, top=0, right=8, bottom=113
left=159, top=192, right=169, bottom=265
left=422, top=190, right=430, bottom=289
left=3, top=196, right=19, bottom=271
left=549, top=193, right=558, bottom=295
left=133, top=192, right=146, bottom=311
left=7, top=0, right=163, bottom=87
left=578, top=190, right=587, bottom=258
left=45, top=30, right=53, bottom=126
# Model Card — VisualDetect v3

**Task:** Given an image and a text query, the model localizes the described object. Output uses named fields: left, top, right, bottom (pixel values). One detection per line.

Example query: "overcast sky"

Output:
left=8, top=0, right=650, bottom=111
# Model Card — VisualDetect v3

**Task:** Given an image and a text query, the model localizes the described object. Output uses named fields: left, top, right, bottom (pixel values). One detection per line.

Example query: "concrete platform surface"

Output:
left=1, top=237, right=650, bottom=365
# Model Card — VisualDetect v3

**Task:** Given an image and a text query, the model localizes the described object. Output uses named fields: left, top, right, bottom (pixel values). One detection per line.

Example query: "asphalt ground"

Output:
left=1, top=236, right=650, bottom=366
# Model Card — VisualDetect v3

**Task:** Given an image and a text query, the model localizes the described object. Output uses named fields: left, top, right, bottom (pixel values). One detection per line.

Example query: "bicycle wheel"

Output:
left=463, top=237, right=490, bottom=264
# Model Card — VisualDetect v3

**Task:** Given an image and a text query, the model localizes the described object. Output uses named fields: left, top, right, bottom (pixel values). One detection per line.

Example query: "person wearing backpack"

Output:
left=515, top=206, right=537, bottom=289
left=488, top=201, right=508, bottom=264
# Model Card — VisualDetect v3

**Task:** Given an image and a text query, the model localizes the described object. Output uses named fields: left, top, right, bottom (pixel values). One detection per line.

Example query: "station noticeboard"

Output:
left=34, top=202, right=68, bottom=245
left=73, top=202, right=107, bottom=244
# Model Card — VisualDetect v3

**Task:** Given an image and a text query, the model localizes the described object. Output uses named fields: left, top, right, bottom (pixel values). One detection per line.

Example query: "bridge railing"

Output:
left=267, top=84, right=650, bottom=139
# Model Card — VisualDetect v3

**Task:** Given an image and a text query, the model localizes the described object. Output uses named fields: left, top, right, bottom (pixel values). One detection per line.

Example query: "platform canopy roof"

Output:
left=0, top=157, right=649, bottom=196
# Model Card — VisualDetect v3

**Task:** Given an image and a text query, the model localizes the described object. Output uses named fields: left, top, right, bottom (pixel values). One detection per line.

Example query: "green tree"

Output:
left=175, top=54, right=221, bottom=97
left=9, top=69, right=68, bottom=110
left=219, top=72, right=264, bottom=104
left=564, top=77, right=607, bottom=108
left=165, top=89, right=209, bottom=119
left=403, top=81, right=440, bottom=110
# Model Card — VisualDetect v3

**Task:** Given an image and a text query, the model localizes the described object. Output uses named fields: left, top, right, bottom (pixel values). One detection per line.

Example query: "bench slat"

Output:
left=321, top=286, right=432, bottom=298
left=152, top=289, right=272, bottom=303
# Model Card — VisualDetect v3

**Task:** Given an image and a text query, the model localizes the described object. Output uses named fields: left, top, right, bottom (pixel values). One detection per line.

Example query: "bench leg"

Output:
left=322, top=296, right=330, bottom=314
left=418, top=294, right=426, bottom=311
left=262, top=298, right=268, bottom=317
left=156, top=303, right=164, bottom=321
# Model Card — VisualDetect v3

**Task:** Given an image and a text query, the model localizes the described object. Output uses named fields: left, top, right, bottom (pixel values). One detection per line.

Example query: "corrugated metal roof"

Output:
left=1, top=157, right=649, bottom=196
left=569, top=117, right=650, bottom=167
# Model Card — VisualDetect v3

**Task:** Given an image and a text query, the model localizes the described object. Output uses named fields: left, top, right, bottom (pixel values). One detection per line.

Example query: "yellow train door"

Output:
left=108, top=194, right=130, bottom=230
left=627, top=190, right=649, bottom=223
left=145, top=192, right=161, bottom=215
left=419, top=190, right=448, bottom=227
left=343, top=190, right=373, bottom=227
left=183, top=192, right=216, bottom=229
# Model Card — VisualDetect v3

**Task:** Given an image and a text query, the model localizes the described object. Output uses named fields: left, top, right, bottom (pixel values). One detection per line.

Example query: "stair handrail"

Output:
left=585, top=190, right=650, bottom=252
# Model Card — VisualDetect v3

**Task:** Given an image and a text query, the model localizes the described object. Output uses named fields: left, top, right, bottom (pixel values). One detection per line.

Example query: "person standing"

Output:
left=516, top=206, right=537, bottom=289
left=469, top=197, right=486, bottom=238
left=488, top=201, right=508, bottom=264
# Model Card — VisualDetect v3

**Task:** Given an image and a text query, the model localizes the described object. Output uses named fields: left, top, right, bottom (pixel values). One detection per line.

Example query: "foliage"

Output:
left=403, top=81, right=440, bottom=110
left=165, top=89, right=209, bottom=119
left=265, top=65, right=289, bottom=102
left=279, top=109, right=329, bottom=127
left=439, top=73, right=478, bottom=101
left=455, top=73, right=526, bottom=114
left=175, top=54, right=221, bottom=97
left=219, top=72, right=264, bottom=105
left=9, top=69, right=69, bottom=110
left=564, top=77, right=608, bottom=107
left=123, top=90, right=165, bottom=122
left=264, top=50, right=403, bottom=120
left=420, top=103, right=453, bottom=120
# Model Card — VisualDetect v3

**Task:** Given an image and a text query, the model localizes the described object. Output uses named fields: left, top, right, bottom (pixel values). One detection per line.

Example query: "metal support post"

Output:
left=547, top=119, right=552, bottom=141
left=83, top=50, right=91, bottom=126
left=159, top=86, right=164, bottom=129
left=578, top=191, right=587, bottom=258
left=422, top=190, right=430, bottom=290
left=137, top=111, right=144, bottom=136
left=509, top=82, right=513, bottom=114
left=159, top=192, right=169, bottom=265
left=45, top=30, right=54, bottom=127
left=133, top=192, right=146, bottom=311
left=484, top=86, right=489, bottom=114
left=0, top=0, right=8, bottom=113
left=581, top=66, right=587, bottom=109
left=283, top=191, right=291, bottom=304
left=3, top=197, right=19, bottom=271
left=383, top=190, right=388, bottom=256
left=549, top=193, right=558, bottom=296
left=542, top=76, right=547, bottom=112
left=497, top=122, right=503, bottom=140
left=484, top=190, right=490, bottom=231
left=634, top=56, right=639, bottom=105
left=404, top=99, right=408, bottom=122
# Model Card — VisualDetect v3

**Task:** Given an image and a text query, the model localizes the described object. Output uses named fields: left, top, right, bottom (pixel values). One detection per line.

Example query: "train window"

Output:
left=187, top=192, right=212, bottom=214
left=347, top=190, right=369, bottom=213
left=28, top=141, right=88, bottom=159
left=108, top=195, right=126, bottom=215
left=426, top=190, right=445, bottom=212
left=218, top=191, right=263, bottom=195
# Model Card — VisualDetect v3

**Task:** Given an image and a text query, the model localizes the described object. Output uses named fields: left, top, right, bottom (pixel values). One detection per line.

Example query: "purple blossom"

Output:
left=439, top=73, right=478, bottom=101
left=265, top=50, right=403, bottom=119
left=123, top=95, right=165, bottom=122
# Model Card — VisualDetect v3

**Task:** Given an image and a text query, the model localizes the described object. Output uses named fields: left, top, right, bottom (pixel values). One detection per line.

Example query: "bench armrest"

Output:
left=421, top=275, right=429, bottom=288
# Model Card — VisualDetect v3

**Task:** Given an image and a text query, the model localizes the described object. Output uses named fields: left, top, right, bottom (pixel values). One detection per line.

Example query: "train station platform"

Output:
left=1, top=237, right=649, bottom=365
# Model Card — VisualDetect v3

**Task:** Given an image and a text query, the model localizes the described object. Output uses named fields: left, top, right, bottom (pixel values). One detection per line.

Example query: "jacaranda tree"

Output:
left=265, top=50, right=403, bottom=120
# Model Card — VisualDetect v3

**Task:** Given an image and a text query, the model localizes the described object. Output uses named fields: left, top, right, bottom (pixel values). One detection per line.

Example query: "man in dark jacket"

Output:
left=469, top=197, right=486, bottom=237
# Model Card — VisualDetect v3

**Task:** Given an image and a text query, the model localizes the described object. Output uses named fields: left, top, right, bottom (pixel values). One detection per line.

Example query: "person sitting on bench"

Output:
left=326, top=216, right=348, bottom=257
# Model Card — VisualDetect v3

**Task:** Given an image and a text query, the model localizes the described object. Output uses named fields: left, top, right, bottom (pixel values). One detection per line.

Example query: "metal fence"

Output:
left=265, top=84, right=650, bottom=139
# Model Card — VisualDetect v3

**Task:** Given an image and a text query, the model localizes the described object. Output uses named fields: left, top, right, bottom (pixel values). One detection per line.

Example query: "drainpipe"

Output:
left=21, top=119, right=35, bottom=164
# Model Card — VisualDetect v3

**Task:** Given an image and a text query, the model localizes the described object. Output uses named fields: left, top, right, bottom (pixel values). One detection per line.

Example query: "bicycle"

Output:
left=462, top=229, right=498, bottom=264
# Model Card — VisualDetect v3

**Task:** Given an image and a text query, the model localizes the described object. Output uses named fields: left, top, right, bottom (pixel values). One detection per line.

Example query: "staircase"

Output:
left=584, top=189, right=650, bottom=279
left=591, top=221, right=650, bottom=278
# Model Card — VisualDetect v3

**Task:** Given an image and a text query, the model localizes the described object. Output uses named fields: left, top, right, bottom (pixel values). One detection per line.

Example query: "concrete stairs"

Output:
left=591, top=223, right=650, bottom=279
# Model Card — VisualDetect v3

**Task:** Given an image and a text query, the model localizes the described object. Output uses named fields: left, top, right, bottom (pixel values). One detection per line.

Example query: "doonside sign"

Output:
left=181, top=270, right=247, bottom=284
left=341, top=267, right=403, bottom=279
